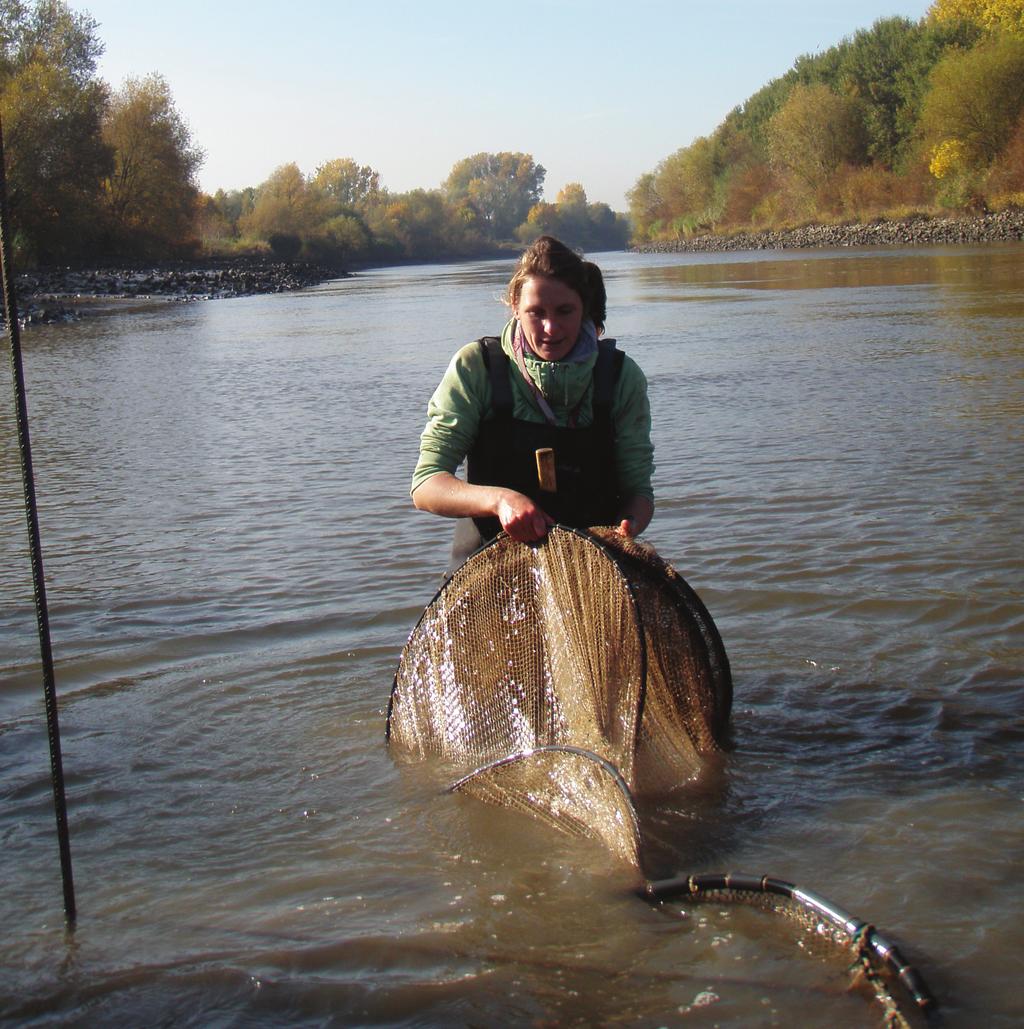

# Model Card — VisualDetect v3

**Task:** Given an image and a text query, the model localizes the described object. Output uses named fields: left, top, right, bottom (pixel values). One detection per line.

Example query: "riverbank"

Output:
left=630, top=207, right=1024, bottom=253
left=10, top=211, right=1024, bottom=328
left=6, top=257, right=349, bottom=327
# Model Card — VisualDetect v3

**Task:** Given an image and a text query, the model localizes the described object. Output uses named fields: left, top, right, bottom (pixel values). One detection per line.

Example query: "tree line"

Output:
left=629, top=0, right=1024, bottom=242
left=0, top=1, right=628, bottom=268
left=4, top=1, right=1022, bottom=268
left=199, top=152, right=630, bottom=266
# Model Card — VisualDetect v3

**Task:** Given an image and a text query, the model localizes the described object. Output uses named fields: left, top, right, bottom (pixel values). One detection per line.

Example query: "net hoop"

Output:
left=450, top=744, right=642, bottom=868
left=642, top=872, right=936, bottom=1017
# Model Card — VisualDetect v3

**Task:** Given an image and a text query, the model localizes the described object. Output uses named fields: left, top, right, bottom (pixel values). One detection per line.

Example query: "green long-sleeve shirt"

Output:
left=411, top=320, right=655, bottom=500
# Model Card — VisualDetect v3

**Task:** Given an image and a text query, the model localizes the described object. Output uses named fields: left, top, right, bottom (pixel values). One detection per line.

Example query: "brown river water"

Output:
left=1, top=245, right=1022, bottom=1026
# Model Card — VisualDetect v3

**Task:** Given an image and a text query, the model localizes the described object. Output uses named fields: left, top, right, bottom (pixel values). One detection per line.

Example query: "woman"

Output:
left=411, top=236, right=654, bottom=563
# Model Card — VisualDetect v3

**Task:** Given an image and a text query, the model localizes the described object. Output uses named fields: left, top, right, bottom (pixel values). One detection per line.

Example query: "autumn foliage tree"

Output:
left=238, top=162, right=323, bottom=242
left=630, top=3, right=1023, bottom=242
left=985, top=110, right=1024, bottom=195
left=102, top=73, right=203, bottom=254
left=312, top=158, right=382, bottom=209
left=919, top=34, right=1024, bottom=168
left=767, top=83, right=869, bottom=211
left=305, top=158, right=379, bottom=260
left=0, top=1, right=210, bottom=263
left=928, top=0, right=1024, bottom=36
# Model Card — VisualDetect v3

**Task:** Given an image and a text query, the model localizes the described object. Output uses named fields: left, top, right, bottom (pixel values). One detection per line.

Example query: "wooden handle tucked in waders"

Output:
left=535, top=448, right=557, bottom=493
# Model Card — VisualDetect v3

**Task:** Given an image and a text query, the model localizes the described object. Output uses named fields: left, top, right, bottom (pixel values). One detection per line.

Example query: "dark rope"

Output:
left=0, top=118, right=76, bottom=926
left=640, top=872, right=935, bottom=1017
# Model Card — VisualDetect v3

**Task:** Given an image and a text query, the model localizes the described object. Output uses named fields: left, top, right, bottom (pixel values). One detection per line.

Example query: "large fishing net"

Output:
left=387, top=524, right=936, bottom=1024
left=387, top=525, right=731, bottom=865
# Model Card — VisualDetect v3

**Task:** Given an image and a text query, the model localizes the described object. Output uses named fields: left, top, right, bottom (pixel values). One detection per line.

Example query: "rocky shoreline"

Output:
left=7, top=211, right=1023, bottom=327
left=6, top=257, right=348, bottom=327
left=630, top=207, right=1024, bottom=253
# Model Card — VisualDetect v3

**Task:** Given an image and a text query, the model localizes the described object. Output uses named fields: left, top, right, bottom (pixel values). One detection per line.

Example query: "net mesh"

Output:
left=388, top=526, right=732, bottom=852
left=451, top=746, right=641, bottom=868
left=589, top=528, right=731, bottom=791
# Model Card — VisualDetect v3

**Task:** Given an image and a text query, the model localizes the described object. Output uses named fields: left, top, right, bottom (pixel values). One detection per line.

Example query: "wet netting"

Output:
left=387, top=526, right=935, bottom=1025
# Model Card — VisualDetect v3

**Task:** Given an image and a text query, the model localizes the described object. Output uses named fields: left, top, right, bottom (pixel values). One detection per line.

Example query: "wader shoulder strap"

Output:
left=479, top=334, right=623, bottom=423
left=477, top=336, right=512, bottom=417
left=592, top=338, right=624, bottom=428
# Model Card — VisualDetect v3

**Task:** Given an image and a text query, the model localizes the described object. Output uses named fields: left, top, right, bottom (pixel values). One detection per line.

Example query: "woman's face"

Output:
left=513, top=275, right=584, bottom=362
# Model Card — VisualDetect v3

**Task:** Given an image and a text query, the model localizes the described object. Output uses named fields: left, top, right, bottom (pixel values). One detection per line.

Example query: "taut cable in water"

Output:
left=0, top=118, right=77, bottom=927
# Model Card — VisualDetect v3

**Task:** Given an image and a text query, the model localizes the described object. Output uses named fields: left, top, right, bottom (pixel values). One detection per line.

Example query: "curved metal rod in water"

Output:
left=640, top=872, right=936, bottom=1015
left=449, top=744, right=635, bottom=797
left=452, top=755, right=937, bottom=1016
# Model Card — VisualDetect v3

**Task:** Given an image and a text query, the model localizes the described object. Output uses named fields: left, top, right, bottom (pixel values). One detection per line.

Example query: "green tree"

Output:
left=724, top=73, right=799, bottom=155
left=443, top=151, right=545, bottom=239
left=0, top=0, right=110, bottom=262
left=653, top=135, right=721, bottom=231
left=767, top=83, right=869, bottom=196
left=1, top=0, right=103, bottom=85
left=208, top=186, right=254, bottom=237
left=102, top=73, right=203, bottom=253
left=837, top=17, right=927, bottom=167
left=626, top=172, right=662, bottom=239
left=580, top=200, right=630, bottom=250
left=885, top=16, right=983, bottom=166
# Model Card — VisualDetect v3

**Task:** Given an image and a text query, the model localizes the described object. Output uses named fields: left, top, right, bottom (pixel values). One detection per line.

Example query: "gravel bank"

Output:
left=630, top=208, right=1024, bottom=253
left=5, top=258, right=348, bottom=327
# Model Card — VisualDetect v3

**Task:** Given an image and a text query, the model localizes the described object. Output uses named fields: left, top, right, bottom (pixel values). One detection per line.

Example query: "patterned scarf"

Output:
left=511, top=319, right=599, bottom=426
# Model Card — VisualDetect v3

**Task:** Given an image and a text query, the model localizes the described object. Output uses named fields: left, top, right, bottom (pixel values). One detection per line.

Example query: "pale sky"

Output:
left=81, top=0, right=933, bottom=210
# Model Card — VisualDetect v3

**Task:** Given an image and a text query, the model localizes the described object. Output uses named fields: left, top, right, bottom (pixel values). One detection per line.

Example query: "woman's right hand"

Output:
left=495, top=489, right=554, bottom=542
left=412, top=474, right=553, bottom=542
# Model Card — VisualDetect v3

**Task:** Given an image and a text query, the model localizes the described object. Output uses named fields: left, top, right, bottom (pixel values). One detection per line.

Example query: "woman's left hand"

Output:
left=615, top=496, right=654, bottom=538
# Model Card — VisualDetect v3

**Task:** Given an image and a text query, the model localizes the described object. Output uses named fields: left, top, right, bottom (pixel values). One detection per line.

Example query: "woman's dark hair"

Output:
left=582, top=261, right=606, bottom=333
left=506, top=236, right=607, bottom=330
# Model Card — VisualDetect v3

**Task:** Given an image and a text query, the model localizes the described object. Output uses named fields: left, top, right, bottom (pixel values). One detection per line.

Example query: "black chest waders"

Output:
left=467, top=336, right=624, bottom=542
